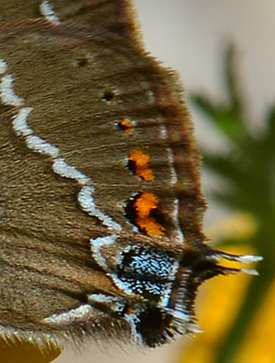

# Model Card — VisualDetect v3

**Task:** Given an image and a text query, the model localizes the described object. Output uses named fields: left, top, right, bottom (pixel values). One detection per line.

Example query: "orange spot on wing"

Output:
left=117, top=118, right=135, bottom=135
left=134, top=192, right=164, bottom=237
left=129, top=148, right=154, bottom=181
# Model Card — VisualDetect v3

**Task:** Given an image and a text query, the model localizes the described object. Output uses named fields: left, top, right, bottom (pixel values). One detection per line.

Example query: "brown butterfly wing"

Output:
left=1, top=0, right=139, bottom=44
left=0, top=0, right=211, bottom=348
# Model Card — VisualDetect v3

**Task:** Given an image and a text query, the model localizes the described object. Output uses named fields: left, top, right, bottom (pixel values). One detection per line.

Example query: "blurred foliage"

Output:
left=178, top=46, right=275, bottom=363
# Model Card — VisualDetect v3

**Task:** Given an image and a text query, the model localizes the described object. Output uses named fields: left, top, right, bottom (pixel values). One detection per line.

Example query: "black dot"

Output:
left=74, top=57, right=89, bottom=67
left=127, top=158, right=136, bottom=175
left=102, top=90, right=116, bottom=102
left=124, top=195, right=138, bottom=227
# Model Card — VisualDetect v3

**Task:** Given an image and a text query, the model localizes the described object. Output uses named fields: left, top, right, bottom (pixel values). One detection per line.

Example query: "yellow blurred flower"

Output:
left=176, top=213, right=269, bottom=363
left=0, top=337, right=61, bottom=363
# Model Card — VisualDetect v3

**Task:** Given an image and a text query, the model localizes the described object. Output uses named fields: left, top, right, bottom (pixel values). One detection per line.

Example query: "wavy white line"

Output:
left=0, top=57, right=121, bottom=234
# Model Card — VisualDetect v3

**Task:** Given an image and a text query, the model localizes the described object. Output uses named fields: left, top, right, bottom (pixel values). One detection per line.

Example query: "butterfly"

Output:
left=0, top=0, right=261, bottom=350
